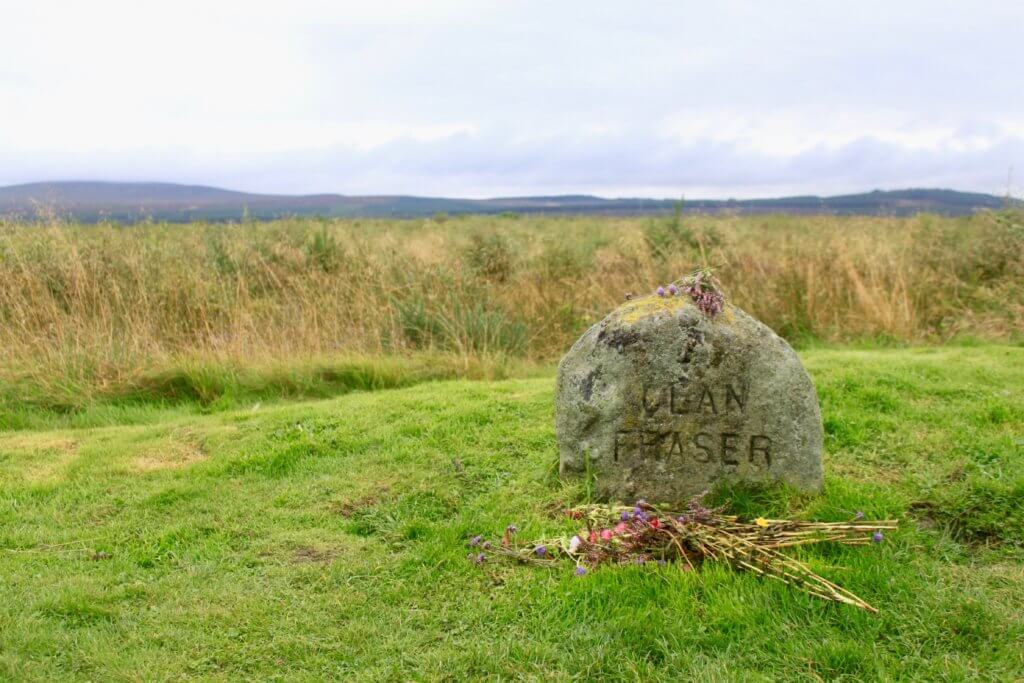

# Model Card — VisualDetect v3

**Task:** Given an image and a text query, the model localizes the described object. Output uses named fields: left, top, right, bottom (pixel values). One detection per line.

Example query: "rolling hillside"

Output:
left=0, top=181, right=1016, bottom=222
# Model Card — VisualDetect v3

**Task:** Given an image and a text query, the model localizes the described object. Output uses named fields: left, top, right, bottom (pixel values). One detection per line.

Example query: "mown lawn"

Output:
left=1, top=346, right=1022, bottom=681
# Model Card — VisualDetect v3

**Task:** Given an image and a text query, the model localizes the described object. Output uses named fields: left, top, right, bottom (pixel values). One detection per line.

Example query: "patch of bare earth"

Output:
left=0, top=434, right=80, bottom=483
left=290, top=546, right=340, bottom=564
left=133, top=427, right=209, bottom=472
left=329, top=485, right=391, bottom=517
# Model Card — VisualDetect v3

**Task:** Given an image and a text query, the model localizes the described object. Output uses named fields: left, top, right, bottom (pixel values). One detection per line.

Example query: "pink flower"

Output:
left=600, top=529, right=614, bottom=540
left=614, top=522, right=628, bottom=533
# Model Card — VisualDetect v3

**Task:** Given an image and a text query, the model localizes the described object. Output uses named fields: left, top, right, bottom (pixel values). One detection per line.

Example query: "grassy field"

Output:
left=1, top=210, right=1022, bottom=409
left=1, top=346, right=1022, bottom=680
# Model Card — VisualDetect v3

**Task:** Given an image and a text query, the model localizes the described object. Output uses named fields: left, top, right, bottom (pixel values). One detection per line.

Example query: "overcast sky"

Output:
left=2, top=1, right=1022, bottom=198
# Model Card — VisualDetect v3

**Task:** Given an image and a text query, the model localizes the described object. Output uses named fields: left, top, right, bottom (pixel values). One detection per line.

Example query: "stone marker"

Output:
left=556, top=295, right=823, bottom=503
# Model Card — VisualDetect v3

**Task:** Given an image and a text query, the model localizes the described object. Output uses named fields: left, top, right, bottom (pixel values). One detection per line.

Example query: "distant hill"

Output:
left=0, top=181, right=1017, bottom=222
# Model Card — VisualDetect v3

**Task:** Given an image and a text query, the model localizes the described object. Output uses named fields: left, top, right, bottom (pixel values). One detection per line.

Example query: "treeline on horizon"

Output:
left=0, top=209, right=1021, bottom=410
left=0, top=183, right=1018, bottom=222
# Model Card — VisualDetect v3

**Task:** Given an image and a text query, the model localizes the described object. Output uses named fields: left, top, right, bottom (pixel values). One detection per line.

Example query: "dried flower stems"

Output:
left=483, top=499, right=896, bottom=612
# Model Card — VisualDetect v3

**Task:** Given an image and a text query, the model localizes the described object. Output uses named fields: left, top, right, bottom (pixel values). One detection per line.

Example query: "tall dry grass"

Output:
left=1, top=210, right=1021, bottom=401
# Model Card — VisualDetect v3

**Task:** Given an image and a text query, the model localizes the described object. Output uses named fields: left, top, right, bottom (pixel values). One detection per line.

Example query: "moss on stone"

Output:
left=613, top=295, right=689, bottom=325
left=610, top=295, right=737, bottom=327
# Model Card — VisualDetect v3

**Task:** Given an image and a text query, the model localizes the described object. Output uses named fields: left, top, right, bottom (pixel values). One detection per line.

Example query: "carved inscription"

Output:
left=614, top=380, right=772, bottom=469
left=614, top=429, right=772, bottom=467
left=642, top=381, right=748, bottom=416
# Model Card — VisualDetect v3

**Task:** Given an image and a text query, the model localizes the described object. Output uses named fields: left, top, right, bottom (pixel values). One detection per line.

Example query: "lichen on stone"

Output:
left=614, top=295, right=690, bottom=325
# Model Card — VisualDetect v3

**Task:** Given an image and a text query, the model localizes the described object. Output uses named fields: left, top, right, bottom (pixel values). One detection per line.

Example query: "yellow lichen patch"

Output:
left=132, top=428, right=209, bottom=472
left=613, top=295, right=690, bottom=325
left=611, top=295, right=738, bottom=327
left=0, top=434, right=80, bottom=483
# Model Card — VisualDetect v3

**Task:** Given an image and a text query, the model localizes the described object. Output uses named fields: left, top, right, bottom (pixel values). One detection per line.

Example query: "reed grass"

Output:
left=1, top=210, right=1021, bottom=403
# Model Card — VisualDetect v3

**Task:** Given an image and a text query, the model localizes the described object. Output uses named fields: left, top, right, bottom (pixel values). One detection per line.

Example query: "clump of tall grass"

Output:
left=0, top=210, right=1021, bottom=404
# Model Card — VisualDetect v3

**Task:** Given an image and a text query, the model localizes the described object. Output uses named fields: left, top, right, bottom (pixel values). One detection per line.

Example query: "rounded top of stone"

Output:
left=607, top=293, right=737, bottom=327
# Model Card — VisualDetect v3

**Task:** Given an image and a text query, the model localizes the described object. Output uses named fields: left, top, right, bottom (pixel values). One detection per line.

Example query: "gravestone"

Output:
left=556, top=295, right=823, bottom=503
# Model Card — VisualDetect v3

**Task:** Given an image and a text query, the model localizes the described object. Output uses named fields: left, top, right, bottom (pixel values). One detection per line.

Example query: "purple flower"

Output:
left=620, top=510, right=630, bottom=522
left=482, top=541, right=492, bottom=550
left=535, top=545, right=547, bottom=557
left=574, top=566, right=587, bottom=576
left=681, top=272, right=725, bottom=317
left=506, top=524, right=518, bottom=534
left=635, top=556, right=646, bottom=565
left=872, top=531, right=884, bottom=543
left=668, top=283, right=678, bottom=295
left=854, top=511, right=865, bottom=520
left=476, top=552, right=486, bottom=564
left=677, top=515, right=688, bottom=523
left=656, top=286, right=666, bottom=297
left=469, top=535, right=482, bottom=547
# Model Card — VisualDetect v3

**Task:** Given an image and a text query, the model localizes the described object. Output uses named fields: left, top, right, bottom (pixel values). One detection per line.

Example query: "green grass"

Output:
left=1, top=346, right=1022, bottom=680
left=0, top=353, right=540, bottom=432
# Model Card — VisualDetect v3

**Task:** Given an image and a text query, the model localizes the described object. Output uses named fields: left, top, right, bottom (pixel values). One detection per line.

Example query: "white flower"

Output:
left=568, top=535, right=582, bottom=553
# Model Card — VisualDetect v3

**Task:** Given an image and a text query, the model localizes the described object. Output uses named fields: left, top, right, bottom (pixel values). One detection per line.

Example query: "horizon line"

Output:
left=0, top=179, right=1010, bottom=204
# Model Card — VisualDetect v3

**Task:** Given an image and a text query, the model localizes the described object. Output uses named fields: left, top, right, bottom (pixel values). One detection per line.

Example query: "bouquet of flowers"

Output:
left=469, top=495, right=896, bottom=612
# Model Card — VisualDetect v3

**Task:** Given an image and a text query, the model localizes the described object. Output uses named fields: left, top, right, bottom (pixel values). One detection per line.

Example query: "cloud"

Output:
left=0, top=1, right=1021, bottom=197
left=5, top=126, right=1018, bottom=200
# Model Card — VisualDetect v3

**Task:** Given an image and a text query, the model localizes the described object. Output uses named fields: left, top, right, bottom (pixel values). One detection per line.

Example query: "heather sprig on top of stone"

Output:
left=678, top=268, right=725, bottom=317
left=654, top=268, right=725, bottom=317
